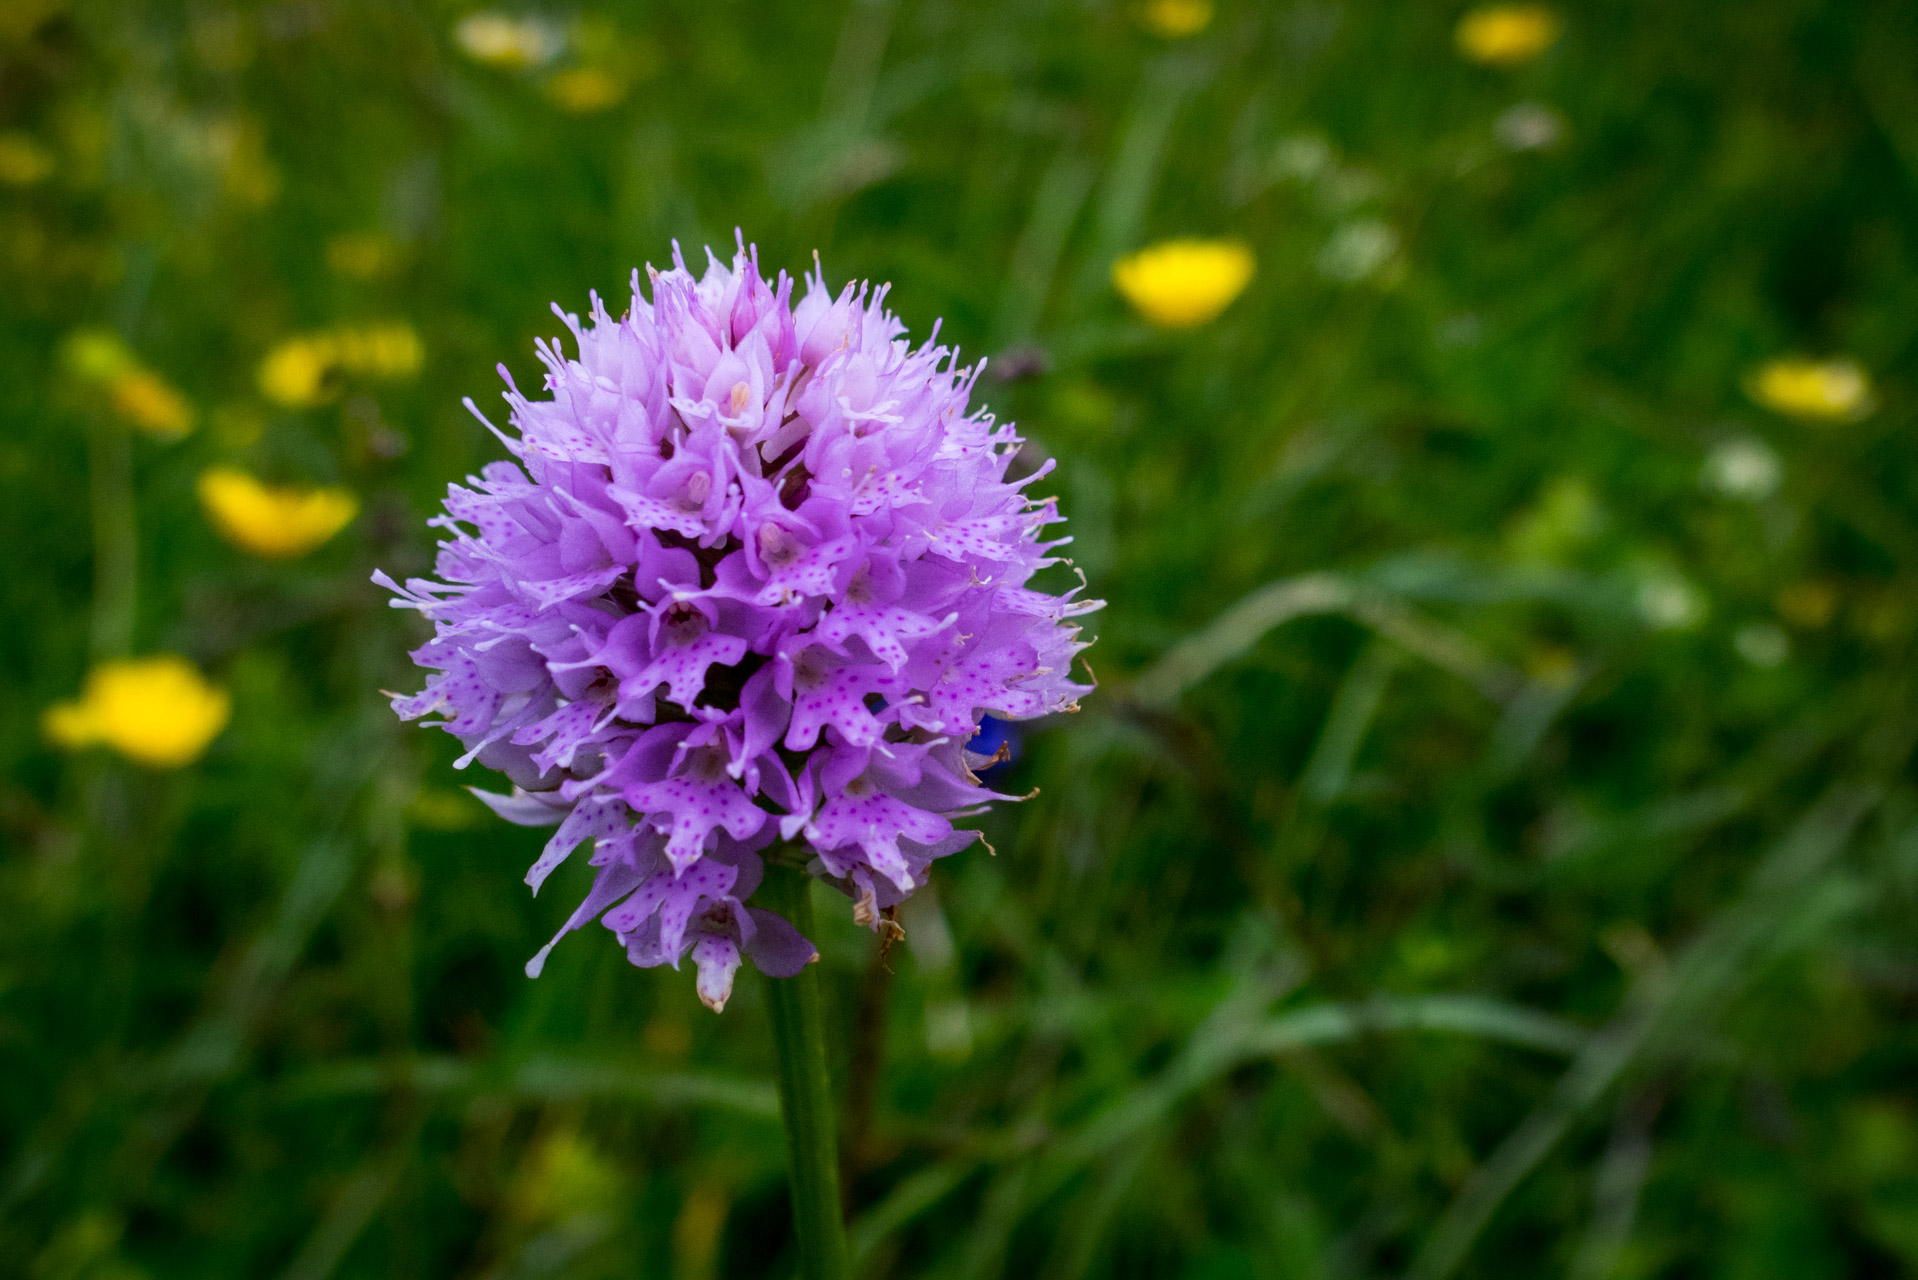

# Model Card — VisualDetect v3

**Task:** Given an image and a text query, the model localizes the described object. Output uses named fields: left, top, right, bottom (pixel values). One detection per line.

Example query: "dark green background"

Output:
left=4, top=2, right=1917, bottom=1277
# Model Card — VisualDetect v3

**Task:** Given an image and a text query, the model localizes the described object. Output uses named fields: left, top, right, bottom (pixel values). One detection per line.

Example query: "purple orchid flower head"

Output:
left=376, top=235, right=1099, bottom=1011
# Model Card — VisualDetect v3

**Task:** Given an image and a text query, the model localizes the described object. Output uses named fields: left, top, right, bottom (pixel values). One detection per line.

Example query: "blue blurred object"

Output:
left=966, top=714, right=1021, bottom=776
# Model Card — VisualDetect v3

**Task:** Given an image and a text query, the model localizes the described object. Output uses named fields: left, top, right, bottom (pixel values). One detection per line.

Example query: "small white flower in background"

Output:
left=1495, top=102, right=1565, bottom=152
left=1272, top=133, right=1333, bottom=182
left=454, top=11, right=564, bottom=69
left=1318, top=219, right=1399, bottom=282
left=1637, top=573, right=1706, bottom=631
left=1701, top=437, right=1782, bottom=501
left=1734, top=623, right=1789, bottom=668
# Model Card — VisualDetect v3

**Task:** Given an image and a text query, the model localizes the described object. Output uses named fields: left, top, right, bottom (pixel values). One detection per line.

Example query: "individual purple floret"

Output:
left=377, top=236, right=1098, bottom=1011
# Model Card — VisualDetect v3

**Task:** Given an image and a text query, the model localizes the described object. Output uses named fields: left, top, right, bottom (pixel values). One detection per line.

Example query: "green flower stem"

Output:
left=759, top=861, right=850, bottom=1280
left=88, top=416, right=137, bottom=659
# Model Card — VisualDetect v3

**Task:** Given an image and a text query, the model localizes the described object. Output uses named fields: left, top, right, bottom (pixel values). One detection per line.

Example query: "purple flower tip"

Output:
left=378, top=235, right=1099, bottom=1010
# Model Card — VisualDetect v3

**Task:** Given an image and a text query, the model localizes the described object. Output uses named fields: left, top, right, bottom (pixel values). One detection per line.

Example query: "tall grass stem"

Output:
left=88, top=417, right=137, bottom=658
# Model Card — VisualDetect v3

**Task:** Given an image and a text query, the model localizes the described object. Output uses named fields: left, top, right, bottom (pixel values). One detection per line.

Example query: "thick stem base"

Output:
left=760, top=863, right=850, bottom=1280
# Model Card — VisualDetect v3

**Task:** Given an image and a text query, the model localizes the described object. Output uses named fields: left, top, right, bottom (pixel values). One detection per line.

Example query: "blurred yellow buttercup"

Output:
left=197, top=466, right=360, bottom=558
left=333, top=323, right=424, bottom=378
left=109, top=369, right=195, bottom=439
left=1112, top=239, right=1255, bottom=328
left=1139, top=0, right=1213, bottom=38
left=1456, top=6, right=1560, bottom=66
left=43, top=655, right=231, bottom=769
left=258, top=323, right=423, bottom=407
left=59, top=328, right=196, bottom=439
left=1746, top=357, right=1874, bottom=422
left=258, top=335, right=338, bottom=407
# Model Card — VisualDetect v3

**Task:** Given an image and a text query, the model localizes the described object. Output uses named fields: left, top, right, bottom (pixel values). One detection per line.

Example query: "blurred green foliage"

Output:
left=4, top=1, right=1918, bottom=1277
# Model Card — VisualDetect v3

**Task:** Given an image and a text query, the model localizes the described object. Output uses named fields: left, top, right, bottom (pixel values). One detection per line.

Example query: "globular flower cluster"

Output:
left=378, top=238, right=1097, bottom=1011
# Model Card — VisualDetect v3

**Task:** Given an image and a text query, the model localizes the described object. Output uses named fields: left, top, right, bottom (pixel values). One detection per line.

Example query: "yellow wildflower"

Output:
left=1112, top=239, right=1255, bottom=328
left=197, top=466, right=359, bottom=558
left=108, top=368, right=195, bottom=439
left=334, top=323, right=424, bottom=378
left=259, top=323, right=423, bottom=407
left=1746, top=356, right=1874, bottom=422
left=1456, top=6, right=1560, bottom=67
left=455, top=11, right=563, bottom=69
left=1139, top=0, right=1213, bottom=38
left=546, top=67, right=627, bottom=113
left=43, top=655, right=231, bottom=769
left=0, top=131, right=54, bottom=185
left=258, top=335, right=340, bottom=407
left=58, top=329, right=195, bottom=439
